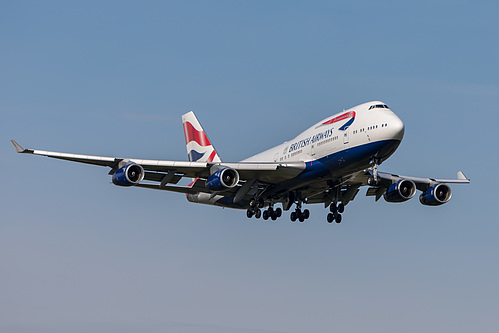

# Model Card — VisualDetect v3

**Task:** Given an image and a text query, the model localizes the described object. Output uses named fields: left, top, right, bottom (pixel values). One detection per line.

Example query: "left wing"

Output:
left=376, top=171, right=470, bottom=188
left=360, top=170, right=470, bottom=204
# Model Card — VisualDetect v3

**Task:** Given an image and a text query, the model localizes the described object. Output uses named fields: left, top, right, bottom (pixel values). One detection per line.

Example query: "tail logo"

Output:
left=182, top=112, right=221, bottom=163
left=183, top=121, right=212, bottom=147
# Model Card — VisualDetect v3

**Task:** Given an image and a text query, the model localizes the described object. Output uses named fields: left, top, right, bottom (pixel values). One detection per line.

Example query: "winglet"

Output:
left=457, top=171, right=469, bottom=181
left=10, top=140, right=33, bottom=154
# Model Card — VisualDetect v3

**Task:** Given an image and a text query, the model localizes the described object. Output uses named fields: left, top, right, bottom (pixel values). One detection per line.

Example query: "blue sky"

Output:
left=1, top=1, right=498, bottom=332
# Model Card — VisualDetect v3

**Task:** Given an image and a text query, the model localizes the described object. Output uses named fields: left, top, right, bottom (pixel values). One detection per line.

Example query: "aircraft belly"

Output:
left=188, top=139, right=401, bottom=209
left=320, top=139, right=400, bottom=175
left=279, top=139, right=401, bottom=191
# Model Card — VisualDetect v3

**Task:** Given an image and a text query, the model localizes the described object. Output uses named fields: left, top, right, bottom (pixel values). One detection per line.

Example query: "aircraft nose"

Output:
left=391, top=115, right=405, bottom=141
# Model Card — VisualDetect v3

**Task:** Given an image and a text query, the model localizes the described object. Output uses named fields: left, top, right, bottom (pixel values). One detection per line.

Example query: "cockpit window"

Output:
left=368, top=104, right=390, bottom=110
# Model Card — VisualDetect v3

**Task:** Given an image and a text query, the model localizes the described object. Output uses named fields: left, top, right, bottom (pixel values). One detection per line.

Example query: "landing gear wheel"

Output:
left=275, top=208, right=282, bottom=218
left=299, top=215, right=305, bottom=222
left=327, top=213, right=335, bottom=223
left=246, top=209, right=254, bottom=218
left=255, top=209, right=261, bottom=219
left=338, top=203, right=344, bottom=213
left=257, top=199, right=264, bottom=208
left=271, top=212, right=278, bottom=221
left=290, top=212, right=297, bottom=222
left=330, top=204, right=337, bottom=213
left=263, top=210, right=269, bottom=220
left=335, top=214, right=342, bottom=223
left=303, top=209, right=310, bottom=219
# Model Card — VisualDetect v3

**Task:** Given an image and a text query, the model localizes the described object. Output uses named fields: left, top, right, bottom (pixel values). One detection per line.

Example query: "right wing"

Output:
left=11, top=140, right=305, bottom=192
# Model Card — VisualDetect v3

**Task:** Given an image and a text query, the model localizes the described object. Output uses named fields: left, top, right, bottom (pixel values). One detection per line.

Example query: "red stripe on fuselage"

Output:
left=183, top=121, right=212, bottom=146
left=321, top=111, right=356, bottom=125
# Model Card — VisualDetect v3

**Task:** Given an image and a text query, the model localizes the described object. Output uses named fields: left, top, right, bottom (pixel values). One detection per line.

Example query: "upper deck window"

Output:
left=368, top=104, right=390, bottom=110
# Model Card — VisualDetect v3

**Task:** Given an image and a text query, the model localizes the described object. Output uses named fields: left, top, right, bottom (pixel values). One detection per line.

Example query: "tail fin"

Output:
left=182, top=111, right=222, bottom=163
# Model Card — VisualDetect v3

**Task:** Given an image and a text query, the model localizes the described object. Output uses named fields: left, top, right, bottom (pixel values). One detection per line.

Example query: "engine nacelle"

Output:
left=206, top=167, right=239, bottom=191
left=112, top=163, right=144, bottom=186
left=384, top=179, right=416, bottom=203
left=419, top=184, right=452, bottom=206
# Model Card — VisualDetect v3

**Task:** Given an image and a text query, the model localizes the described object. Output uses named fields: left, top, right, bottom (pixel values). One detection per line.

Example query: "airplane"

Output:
left=11, top=101, right=470, bottom=223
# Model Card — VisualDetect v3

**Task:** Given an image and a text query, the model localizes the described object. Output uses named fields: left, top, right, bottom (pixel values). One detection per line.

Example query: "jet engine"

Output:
left=206, top=167, right=239, bottom=191
left=384, top=179, right=416, bottom=203
left=419, top=184, right=452, bottom=206
left=112, top=163, right=144, bottom=186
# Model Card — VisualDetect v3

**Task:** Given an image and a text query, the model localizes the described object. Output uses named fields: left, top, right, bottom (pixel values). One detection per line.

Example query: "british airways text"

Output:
left=288, top=129, right=334, bottom=153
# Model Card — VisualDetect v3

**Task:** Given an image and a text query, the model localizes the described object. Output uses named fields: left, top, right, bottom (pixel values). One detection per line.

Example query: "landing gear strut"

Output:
left=368, top=158, right=382, bottom=186
left=290, top=200, right=310, bottom=222
left=249, top=198, right=264, bottom=209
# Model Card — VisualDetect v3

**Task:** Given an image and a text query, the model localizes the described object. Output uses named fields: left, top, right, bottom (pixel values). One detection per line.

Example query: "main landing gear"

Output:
left=246, top=195, right=346, bottom=224
left=289, top=200, right=310, bottom=222
left=327, top=202, right=344, bottom=223
left=263, top=206, right=282, bottom=220
left=290, top=208, right=310, bottom=222
left=246, top=198, right=282, bottom=221
left=246, top=198, right=264, bottom=219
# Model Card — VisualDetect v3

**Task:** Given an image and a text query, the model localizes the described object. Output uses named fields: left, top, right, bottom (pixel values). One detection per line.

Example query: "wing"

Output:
left=357, top=170, right=470, bottom=202
left=376, top=171, right=470, bottom=187
left=11, top=140, right=306, bottom=193
left=293, top=169, right=469, bottom=207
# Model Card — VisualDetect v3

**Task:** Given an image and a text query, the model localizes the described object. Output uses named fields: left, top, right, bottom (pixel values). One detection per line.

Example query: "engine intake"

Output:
left=112, top=163, right=144, bottom=186
left=384, top=179, right=416, bottom=203
left=419, top=184, right=452, bottom=206
left=206, top=167, right=239, bottom=191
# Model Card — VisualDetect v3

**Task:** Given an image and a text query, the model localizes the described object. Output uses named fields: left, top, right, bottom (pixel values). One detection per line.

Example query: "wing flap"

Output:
left=143, top=171, right=182, bottom=184
left=136, top=178, right=221, bottom=195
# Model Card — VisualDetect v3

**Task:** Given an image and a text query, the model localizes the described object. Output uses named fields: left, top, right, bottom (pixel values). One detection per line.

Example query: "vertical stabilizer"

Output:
left=182, top=111, right=222, bottom=163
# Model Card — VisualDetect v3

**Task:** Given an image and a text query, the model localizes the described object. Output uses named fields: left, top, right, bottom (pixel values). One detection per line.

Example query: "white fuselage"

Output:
left=189, top=101, right=405, bottom=208
left=242, top=101, right=404, bottom=164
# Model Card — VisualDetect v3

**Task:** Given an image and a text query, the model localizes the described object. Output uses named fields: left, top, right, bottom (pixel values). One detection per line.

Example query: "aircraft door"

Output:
left=343, top=130, right=349, bottom=144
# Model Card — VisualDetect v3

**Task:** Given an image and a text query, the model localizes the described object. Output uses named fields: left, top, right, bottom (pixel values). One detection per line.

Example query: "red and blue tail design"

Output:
left=182, top=111, right=222, bottom=163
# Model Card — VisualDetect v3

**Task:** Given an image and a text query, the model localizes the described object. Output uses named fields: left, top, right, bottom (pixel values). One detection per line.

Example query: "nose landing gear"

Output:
left=367, top=158, right=382, bottom=186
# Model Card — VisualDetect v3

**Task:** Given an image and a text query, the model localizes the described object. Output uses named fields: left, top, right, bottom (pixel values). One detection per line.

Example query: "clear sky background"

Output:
left=1, top=1, right=498, bottom=332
